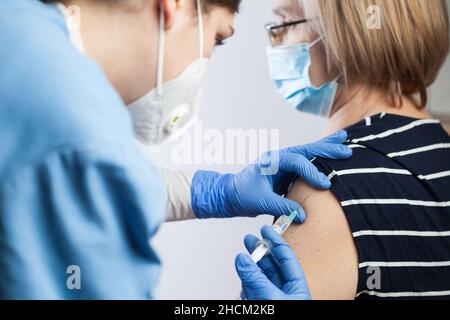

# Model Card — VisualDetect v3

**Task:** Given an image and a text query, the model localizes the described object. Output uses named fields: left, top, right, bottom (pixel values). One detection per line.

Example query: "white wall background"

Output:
left=150, top=0, right=450, bottom=299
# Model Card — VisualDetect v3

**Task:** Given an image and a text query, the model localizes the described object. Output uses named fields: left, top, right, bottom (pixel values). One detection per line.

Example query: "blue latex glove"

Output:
left=191, top=130, right=351, bottom=222
left=235, top=225, right=311, bottom=300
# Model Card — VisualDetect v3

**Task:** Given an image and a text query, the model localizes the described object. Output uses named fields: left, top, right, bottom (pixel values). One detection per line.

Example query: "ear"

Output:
left=160, top=0, right=181, bottom=31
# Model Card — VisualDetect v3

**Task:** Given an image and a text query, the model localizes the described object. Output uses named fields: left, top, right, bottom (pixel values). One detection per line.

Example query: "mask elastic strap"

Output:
left=156, top=6, right=166, bottom=97
left=156, top=1, right=204, bottom=97
left=197, top=0, right=205, bottom=59
left=309, top=36, right=322, bottom=48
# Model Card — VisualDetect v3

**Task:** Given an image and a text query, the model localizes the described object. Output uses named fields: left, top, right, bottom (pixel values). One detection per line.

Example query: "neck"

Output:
left=322, top=84, right=433, bottom=136
left=74, top=1, right=158, bottom=104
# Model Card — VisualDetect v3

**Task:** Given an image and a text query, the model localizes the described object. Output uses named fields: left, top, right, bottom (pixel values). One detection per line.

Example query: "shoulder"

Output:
left=284, top=179, right=359, bottom=300
left=0, top=0, right=131, bottom=138
left=0, top=0, right=134, bottom=168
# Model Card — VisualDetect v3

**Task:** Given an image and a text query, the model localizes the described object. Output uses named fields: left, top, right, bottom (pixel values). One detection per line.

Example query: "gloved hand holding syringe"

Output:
left=250, top=209, right=299, bottom=263
left=235, top=207, right=312, bottom=300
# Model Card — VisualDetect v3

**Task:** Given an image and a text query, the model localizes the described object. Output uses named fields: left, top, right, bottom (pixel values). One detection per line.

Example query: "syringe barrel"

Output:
left=250, top=240, right=271, bottom=263
left=250, top=212, right=296, bottom=263
left=273, top=215, right=291, bottom=235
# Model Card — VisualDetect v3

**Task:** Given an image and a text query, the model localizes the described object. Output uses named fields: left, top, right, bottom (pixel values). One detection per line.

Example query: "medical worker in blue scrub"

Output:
left=0, top=0, right=351, bottom=299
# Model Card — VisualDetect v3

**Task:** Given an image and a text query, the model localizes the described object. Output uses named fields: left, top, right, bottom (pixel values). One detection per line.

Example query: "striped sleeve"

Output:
left=311, top=114, right=450, bottom=299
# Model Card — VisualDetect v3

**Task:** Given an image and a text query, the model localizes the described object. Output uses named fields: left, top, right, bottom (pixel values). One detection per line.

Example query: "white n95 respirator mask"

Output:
left=128, top=0, right=208, bottom=150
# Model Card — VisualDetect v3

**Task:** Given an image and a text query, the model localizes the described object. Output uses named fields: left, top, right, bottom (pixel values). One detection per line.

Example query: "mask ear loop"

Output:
left=309, top=36, right=322, bottom=48
left=156, top=1, right=203, bottom=98
left=197, top=0, right=205, bottom=59
left=156, top=5, right=165, bottom=98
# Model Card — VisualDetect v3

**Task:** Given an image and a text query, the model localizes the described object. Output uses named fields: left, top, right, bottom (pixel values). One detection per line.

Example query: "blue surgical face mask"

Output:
left=266, top=38, right=339, bottom=117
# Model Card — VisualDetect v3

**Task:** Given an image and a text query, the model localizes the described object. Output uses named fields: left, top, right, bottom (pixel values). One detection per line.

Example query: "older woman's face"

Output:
left=271, top=0, right=317, bottom=44
left=271, top=0, right=332, bottom=88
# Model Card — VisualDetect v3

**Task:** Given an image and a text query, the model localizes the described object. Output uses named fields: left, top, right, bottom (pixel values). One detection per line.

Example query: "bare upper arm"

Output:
left=283, top=179, right=359, bottom=300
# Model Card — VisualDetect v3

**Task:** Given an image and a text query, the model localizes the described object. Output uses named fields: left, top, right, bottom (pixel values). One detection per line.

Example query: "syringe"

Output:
left=250, top=209, right=299, bottom=263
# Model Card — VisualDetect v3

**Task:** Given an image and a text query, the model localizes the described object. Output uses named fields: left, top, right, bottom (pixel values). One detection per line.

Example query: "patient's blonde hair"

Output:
left=301, top=0, right=450, bottom=109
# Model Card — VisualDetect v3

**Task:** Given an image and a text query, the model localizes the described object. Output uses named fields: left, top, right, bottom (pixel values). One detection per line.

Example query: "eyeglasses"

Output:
left=265, top=19, right=309, bottom=47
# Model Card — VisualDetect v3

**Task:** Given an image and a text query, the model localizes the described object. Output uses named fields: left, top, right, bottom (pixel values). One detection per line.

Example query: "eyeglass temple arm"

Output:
left=266, top=19, right=309, bottom=31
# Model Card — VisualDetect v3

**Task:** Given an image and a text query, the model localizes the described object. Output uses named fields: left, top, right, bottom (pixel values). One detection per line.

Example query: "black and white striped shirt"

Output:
left=313, top=113, right=450, bottom=300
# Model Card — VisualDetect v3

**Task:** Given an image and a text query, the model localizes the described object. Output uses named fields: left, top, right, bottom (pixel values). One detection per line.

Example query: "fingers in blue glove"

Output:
left=261, top=225, right=307, bottom=283
left=244, top=234, right=284, bottom=288
left=235, top=253, right=279, bottom=300
left=310, top=130, right=352, bottom=159
left=287, top=130, right=353, bottom=160
left=321, top=130, right=349, bottom=144
left=304, top=142, right=353, bottom=160
left=263, top=193, right=306, bottom=223
left=278, top=153, right=331, bottom=189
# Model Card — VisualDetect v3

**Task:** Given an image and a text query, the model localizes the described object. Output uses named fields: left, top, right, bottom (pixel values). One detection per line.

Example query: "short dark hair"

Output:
left=204, top=0, right=241, bottom=13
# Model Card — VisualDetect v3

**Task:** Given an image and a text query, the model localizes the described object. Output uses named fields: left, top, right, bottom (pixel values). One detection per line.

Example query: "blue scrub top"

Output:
left=0, top=0, right=166, bottom=299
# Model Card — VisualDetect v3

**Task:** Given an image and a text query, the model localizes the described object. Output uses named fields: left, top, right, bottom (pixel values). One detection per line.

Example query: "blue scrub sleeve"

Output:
left=0, top=143, right=166, bottom=299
